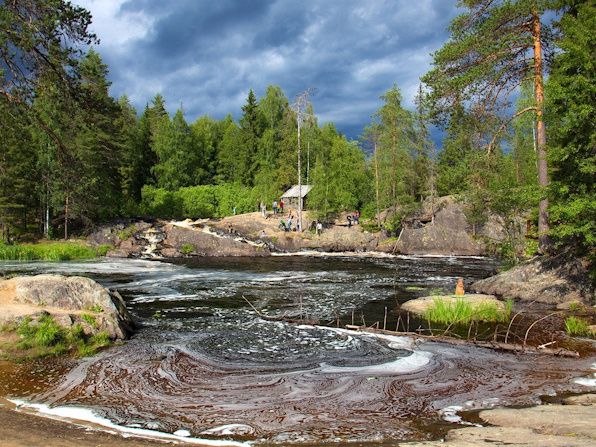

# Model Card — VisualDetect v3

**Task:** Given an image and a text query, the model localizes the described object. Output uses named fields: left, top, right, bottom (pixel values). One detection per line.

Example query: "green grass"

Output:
left=0, top=241, right=104, bottom=261
left=81, top=313, right=98, bottom=328
left=117, top=224, right=138, bottom=241
left=424, top=297, right=512, bottom=325
left=180, top=243, right=194, bottom=255
left=565, top=316, right=594, bottom=337
left=7, top=314, right=111, bottom=359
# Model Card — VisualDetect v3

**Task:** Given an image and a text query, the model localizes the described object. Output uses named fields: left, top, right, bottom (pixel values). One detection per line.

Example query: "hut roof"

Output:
left=281, top=184, right=313, bottom=199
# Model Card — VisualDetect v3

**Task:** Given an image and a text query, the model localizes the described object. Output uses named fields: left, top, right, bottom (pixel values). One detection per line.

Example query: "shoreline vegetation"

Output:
left=0, top=241, right=110, bottom=262
left=0, top=314, right=111, bottom=361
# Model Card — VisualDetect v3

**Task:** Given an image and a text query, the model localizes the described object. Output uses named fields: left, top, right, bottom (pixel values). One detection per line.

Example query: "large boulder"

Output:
left=0, top=275, right=135, bottom=340
left=471, top=252, right=595, bottom=305
left=390, top=199, right=485, bottom=256
left=162, top=224, right=270, bottom=257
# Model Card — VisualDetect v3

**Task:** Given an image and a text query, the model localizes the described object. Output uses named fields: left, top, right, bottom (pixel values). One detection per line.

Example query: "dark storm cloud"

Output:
left=77, top=0, right=461, bottom=141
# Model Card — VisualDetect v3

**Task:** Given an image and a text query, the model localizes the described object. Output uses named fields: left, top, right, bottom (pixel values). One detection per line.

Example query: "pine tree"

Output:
left=422, top=0, right=556, bottom=251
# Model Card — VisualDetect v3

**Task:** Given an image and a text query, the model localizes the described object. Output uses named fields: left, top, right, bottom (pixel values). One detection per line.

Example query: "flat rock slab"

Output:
left=399, top=394, right=596, bottom=447
left=401, top=294, right=504, bottom=315
left=479, top=404, right=596, bottom=440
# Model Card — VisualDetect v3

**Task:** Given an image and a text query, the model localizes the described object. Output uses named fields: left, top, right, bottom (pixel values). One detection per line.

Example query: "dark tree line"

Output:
left=0, top=0, right=593, bottom=266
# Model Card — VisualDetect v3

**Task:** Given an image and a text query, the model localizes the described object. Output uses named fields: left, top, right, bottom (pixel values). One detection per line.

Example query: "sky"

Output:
left=74, top=0, right=461, bottom=141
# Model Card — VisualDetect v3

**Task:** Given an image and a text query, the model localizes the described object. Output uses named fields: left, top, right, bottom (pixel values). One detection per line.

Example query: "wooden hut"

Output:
left=281, top=184, right=313, bottom=210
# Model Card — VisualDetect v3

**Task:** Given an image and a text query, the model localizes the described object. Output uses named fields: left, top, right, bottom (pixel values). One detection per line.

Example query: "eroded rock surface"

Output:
left=0, top=275, right=134, bottom=340
left=471, top=252, right=595, bottom=305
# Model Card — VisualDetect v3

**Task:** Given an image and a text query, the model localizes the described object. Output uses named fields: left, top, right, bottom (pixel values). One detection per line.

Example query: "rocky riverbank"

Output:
left=471, top=250, right=595, bottom=306
left=89, top=197, right=508, bottom=258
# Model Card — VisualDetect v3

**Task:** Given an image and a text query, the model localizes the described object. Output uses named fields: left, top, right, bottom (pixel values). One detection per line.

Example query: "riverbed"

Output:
left=1, top=255, right=594, bottom=446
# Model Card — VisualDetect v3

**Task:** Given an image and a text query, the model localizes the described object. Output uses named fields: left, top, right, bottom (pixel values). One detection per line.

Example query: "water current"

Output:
left=1, top=254, right=595, bottom=446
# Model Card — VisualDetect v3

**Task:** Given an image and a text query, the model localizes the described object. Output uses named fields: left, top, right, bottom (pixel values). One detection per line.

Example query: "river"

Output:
left=1, top=254, right=594, bottom=446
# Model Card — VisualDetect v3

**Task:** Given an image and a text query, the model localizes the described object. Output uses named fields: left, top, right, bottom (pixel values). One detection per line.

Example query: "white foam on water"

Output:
left=572, top=362, right=596, bottom=387
left=8, top=399, right=250, bottom=446
left=201, top=424, right=255, bottom=436
left=271, top=251, right=489, bottom=260
left=574, top=378, right=596, bottom=387
left=440, top=405, right=464, bottom=423
left=319, top=350, right=432, bottom=375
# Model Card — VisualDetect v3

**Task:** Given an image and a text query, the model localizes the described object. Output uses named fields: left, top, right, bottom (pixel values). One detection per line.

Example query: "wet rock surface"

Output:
left=0, top=275, right=134, bottom=340
left=162, top=223, right=270, bottom=257
left=471, top=251, right=596, bottom=305
left=402, top=394, right=596, bottom=447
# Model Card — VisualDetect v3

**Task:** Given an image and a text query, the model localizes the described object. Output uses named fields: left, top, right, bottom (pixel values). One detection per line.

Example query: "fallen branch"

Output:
left=242, top=296, right=319, bottom=325
left=345, top=325, right=579, bottom=358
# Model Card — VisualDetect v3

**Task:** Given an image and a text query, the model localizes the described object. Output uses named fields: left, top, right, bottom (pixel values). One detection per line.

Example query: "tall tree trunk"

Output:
left=64, top=195, right=69, bottom=240
left=532, top=9, right=550, bottom=252
left=374, top=142, right=381, bottom=228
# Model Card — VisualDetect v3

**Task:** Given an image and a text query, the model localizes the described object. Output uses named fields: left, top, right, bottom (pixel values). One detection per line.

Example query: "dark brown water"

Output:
left=1, top=255, right=594, bottom=445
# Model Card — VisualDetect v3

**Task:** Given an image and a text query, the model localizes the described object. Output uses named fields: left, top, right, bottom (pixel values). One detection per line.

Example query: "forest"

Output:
left=0, top=0, right=594, bottom=265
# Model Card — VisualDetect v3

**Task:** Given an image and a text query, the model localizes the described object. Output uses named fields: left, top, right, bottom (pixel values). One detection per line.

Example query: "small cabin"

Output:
left=281, top=184, right=313, bottom=210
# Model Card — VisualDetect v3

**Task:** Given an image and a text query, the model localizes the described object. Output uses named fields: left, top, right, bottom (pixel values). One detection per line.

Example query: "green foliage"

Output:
left=546, top=1, right=596, bottom=256
left=10, top=315, right=111, bottom=359
left=140, top=184, right=258, bottom=219
left=180, top=243, right=194, bottom=255
left=423, top=298, right=511, bottom=325
left=0, top=241, right=101, bottom=261
left=564, top=316, right=594, bottom=337
left=117, top=224, right=139, bottom=241
left=81, top=314, right=98, bottom=328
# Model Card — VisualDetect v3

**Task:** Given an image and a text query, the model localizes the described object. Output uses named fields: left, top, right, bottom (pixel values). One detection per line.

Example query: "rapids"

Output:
left=1, top=255, right=594, bottom=445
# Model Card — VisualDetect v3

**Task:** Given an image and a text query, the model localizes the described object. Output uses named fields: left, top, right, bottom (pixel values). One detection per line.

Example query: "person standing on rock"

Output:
left=273, top=200, right=278, bottom=215
left=280, top=199, right=285, bottom=213
left=316, top=221, right=323, bottom=236
left=260, top=202, right=266, bottom=218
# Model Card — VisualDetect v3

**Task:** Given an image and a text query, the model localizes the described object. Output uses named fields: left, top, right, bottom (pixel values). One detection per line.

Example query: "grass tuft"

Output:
left=424, top=297, right=511, bottom=325
left=565, top=316, right=594, bottom=337
left=7, top=315, right=112, bottom=359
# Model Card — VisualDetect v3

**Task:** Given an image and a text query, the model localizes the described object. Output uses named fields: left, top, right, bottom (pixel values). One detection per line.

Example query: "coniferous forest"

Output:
left=0, top=0, right=594, bottom=265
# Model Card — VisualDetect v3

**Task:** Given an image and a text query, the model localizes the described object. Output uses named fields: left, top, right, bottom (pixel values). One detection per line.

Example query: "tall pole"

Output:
left=297, top=113, right=302, bottom=232
left=292, top=88, right=315, bottom=232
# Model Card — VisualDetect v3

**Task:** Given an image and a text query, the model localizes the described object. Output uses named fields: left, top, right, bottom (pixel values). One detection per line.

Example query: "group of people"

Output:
left=259, top=199, right=286, bottom=218
left=347, top=210, right=360, bottom=227
left=279, top=211, right=296, bottom=232
left=272, top=199, right=285, bottom=215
